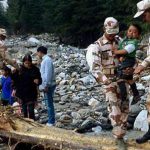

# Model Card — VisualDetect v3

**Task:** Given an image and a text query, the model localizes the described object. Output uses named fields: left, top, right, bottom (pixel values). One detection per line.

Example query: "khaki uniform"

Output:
left=141, top=55, right=150, bottom=68
left=0, top=40, right=7, bottom=68
left=141, top=56, right=150, bottom=123
left=86, top=35, right=129, bottom=137
left=0, top=40, right=18, bottom=69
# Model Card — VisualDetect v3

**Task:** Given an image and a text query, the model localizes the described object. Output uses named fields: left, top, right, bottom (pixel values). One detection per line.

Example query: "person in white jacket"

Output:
left=134, top=0, right=150, bottom=144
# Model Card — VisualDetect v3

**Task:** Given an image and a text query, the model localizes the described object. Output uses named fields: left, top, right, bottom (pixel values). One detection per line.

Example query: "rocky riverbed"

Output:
left=1, top=34, right=150, bottom=149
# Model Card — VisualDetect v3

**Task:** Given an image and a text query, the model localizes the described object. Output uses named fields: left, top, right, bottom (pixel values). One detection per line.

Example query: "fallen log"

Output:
left=0, top=106, right=150, bottom=150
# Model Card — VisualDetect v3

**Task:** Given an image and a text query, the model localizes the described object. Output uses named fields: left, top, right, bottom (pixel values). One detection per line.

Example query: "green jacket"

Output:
left=119, top=37, right=139, bottom=58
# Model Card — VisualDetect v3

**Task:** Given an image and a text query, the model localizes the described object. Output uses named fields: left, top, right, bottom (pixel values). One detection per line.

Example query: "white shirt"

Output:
left=124, top=44, right=135, bottom=54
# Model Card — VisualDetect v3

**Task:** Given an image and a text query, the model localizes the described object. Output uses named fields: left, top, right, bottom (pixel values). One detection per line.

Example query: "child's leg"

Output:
left=118, top=80, right=128, bottom=102
left=128, top=80, right=140, bottom=105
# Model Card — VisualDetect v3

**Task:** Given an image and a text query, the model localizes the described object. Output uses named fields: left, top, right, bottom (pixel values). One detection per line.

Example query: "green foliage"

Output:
left=6, top=0, right=22, bottom=33
left=3, top=0, right=150, bottom=47
left=7, top=0, right=44, bottom=34
left=0, top=3, right=8, bottom=28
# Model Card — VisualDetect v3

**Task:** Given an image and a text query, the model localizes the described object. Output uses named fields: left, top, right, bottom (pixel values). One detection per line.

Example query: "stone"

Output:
left=78, top=109, right=91, bottom=118
left=59, top=114, right=72, bottom=124
left=59, top=101, right=66, bottom=105
left=71, top=112, right=81, bottom=120
left=88, top=97, right=100, bottom=108
left=92, top=126, right=102, bottom=134
left=60, top=95, right=69, bottom=102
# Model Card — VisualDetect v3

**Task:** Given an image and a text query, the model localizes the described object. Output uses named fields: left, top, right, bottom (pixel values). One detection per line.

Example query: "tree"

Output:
left=6, top=0, right=149, bottom=47
left=0, top=2, right=8, bottom=28
left=42, top=0, right=143, bottom=47
left=6, top=0, right=22, bottom=34
left=19, top=0, right=44, bottom=33
left=7, top=0, right=44, bottom=34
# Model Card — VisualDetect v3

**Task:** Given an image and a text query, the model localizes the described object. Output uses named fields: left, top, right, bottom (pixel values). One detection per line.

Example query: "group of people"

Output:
left=0, top=0, right=149, bottom=145
left=86, top=0, right=150, bottom=143
left=0, top=30, right=56, bottom=127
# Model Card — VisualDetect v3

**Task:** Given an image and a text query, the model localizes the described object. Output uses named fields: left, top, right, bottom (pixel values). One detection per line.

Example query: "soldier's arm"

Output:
left=141, top=55, right=150, bottom=68
left=134, top=55, right=150, bottom=74
left=113, top=49, right=127, bottom=55
left=113, top=43, right=135, bottom=55
left=86, top=44, right=110, bottom=84
left=3, top=53, right=19, bottom=70
left=0, top=44, right=19, bottom=70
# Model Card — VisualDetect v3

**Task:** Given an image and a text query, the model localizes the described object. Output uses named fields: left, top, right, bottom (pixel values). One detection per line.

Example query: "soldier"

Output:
left=0, top=28, right=17, bottom=69
left=86, top=17, right=129, bottom=139
left=0, top=28, right=7, bottom=45
left=133, top=0, right=150, bottom=144
left=0, top=28, right=7, bottom=68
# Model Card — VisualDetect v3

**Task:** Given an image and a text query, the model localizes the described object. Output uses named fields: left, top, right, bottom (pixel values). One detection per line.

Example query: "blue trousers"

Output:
left=44, top=85, right=56, bottom=124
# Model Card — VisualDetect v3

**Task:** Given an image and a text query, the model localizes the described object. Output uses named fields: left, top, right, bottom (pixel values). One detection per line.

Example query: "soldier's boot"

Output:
left=112, top=126, right=126, bottom=139
left=136, top=125, right=150, bottom=144
left=127, top=115, right=137, bottom=130
left=130, top=83, right=140, bottom=105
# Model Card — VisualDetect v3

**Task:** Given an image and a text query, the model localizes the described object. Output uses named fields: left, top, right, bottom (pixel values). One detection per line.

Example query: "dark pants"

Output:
left=118, top=81, right=128, bottom=102
left=117, top=57, right=139, bottom=100
left=117, top=57, right=135, bottom=80
left=22, top=102, right=35, bottom=120
left=1, top=99, right=9, bottom=106
left=120, top=57, right=135, bottom=69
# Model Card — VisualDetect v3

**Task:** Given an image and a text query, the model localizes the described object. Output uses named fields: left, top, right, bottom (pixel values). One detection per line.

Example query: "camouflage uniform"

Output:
left=0, top=37, right=7, bottom=68
left=86, top=34, right=129, bottom=138
left=140, top=56, right=150, bottom=123
left=0, top=28, right=17, bottom=68
left=133, top=0, right=150, bottom=144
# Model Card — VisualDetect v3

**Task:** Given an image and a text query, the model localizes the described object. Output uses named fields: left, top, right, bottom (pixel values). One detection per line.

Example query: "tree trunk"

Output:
left=0, top=107, right=149, bottom=150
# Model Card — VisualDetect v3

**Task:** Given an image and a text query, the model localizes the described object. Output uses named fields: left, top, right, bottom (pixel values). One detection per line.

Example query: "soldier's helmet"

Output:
left=0, top=28, right=7, bottom=37
left=134, top=0, right=150, bottom=18
left=104, top=17, right=119, bottom=35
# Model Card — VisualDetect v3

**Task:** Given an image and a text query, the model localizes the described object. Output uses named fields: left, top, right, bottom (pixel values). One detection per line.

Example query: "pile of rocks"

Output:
left=5, top=34, right=150, bottom=135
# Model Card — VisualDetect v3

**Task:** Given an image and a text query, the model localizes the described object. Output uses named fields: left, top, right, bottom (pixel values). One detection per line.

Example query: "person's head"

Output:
left=0, top=28, right=7, bottom=40
left=104, top=17, right=119, bottom=41
left=22, top=54, right=32, bottom=69
left=37, top=46, right=47, bottom=59
left=126, top=23, right=142, bottom=39
left=1, top=66, right=11, bottom=77
left=134, top=0, right=150, bottom=23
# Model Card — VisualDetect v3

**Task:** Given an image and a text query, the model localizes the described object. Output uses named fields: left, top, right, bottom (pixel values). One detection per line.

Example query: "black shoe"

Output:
left=99, top=123, right=113, bottom=130
left=131, top=95, right=141, bottom=105
left=136, top=132, right=150, bottom=144
left=126, top=123, right=133, bottom=130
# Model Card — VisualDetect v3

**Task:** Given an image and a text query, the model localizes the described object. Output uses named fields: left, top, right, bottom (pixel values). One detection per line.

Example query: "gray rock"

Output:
left=71, top=112, right=81, bottom=120
left=59, top=114, right=72, bottom=124
left=78, top=108, right=92, bottom=118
